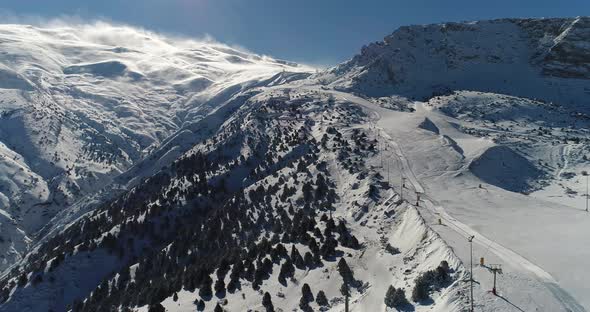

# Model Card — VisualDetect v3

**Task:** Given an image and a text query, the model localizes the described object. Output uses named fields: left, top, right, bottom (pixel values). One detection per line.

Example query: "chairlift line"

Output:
left=468, top=235, right=475, bottom=312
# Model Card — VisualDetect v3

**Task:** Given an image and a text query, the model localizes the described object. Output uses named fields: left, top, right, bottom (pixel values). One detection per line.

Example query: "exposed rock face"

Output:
left=540, top=18, right=590, bottom=79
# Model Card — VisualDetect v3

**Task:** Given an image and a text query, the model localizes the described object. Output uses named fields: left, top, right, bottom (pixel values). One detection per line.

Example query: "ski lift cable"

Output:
left=481, top=238, right=495, bottom=258
left=437, top=210, right=501, bottom=262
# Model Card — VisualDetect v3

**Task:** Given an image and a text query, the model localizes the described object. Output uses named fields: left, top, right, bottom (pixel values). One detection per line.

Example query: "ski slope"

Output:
left=323, top=87, right=588, bottom=311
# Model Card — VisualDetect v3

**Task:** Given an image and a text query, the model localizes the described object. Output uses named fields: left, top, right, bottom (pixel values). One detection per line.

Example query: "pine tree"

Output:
left=303, top=252, right=314, bottom=268
left=385, top=285, right=408, bottom=308
left=321, top=235, right=338, bottom=259
left=301, top=283, right=314, bottom=302
left=230, top=260, right=244, bottom=280
left=412, top=273, right=430, bottom=302
left=214, top=278, right=226, bottom=295
left=262, top=258, right=273, bottom=274
left=299, top=296, right=311, bottom=311
left=227, top=276, right=239, bottom=293
left=262, top=292, right=274, bottom=312
left=244, top=261, right=255, bottom=281
left=196, top=299, right=205, bottom=311
left=316, top=290, right=329, bottom=306
left=278, top=258, right=294, bottom=284
left=217, top=259, right=230, bottom=279
left=214, top=303, right=223, bottom=312
left=199, top=275, right=213, bottom=299
left=340, top=282, right=349, bottom=297
left=340, top=282, right=350, bottom=312
left=291, top=245, right=304, bottom=268
left=147, top=303, right=165, bottom=312
left=337, top=258, right=353, bottom=284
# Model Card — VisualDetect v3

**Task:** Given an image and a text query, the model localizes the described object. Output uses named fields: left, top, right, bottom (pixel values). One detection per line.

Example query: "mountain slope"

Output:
left=0, top=22, right=307, bottom=271
left=310, top=16, right=590, bottom=310
left=0, top=84, right=466, bottom=312
left=319, top=17, right=590, bottom=107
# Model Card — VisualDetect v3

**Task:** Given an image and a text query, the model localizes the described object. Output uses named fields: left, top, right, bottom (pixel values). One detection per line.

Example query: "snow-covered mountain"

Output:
left=320, top=17, right=590, bottom=106
left=0, top=22, right=308, bottom=271
left=0, top=17, right=589, bottom=312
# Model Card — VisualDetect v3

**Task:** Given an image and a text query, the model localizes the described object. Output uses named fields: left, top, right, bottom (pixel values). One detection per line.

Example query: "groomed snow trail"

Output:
left=324, top=88, right=586, bottom=312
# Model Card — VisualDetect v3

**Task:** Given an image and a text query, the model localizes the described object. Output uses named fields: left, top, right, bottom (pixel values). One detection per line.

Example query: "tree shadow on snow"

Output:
left=397, top=302, right=416, bottom=312
left=415, top=297, right=434, bottom=306
left=319, top=250, right=345, bottom=263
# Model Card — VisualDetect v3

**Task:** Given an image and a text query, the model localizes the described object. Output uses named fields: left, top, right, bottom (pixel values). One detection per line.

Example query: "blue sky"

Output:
left=2, top=0, right=589, bottom=66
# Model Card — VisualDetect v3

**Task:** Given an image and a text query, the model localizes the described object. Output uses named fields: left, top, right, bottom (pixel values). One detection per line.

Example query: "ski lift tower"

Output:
left=468, top=235, right=475, bottom=311
left=582, top=171, right=588, bottom=212
left=489, top=264, right=503, bottom=295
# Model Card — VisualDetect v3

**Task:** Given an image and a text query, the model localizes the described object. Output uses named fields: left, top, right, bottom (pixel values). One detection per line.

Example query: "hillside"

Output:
left=0, top=22, right=308, bottom=271
left=0, top=84, right=468, bottom=312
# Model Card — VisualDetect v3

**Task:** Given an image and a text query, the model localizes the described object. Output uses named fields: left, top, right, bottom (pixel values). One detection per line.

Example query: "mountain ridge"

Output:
left=320, top=16, right=590, bottom=106
left=0, top=22, right=309, bottom=272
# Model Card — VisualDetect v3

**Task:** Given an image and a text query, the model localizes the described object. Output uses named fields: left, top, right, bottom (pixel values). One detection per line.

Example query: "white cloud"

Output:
left=0, top=10, right=220, bottom=52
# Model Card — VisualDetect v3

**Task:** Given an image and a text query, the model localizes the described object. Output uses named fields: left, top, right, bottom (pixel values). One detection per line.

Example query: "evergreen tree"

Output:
left=411, top=274, right=430, bottom=302
left=147, top=303, right=165, bottom=312
left=432, top=261, right=451, bottom=286
left=199, top=276, right=213, bottom=299
left=244, top=261, right=255, bottom=281
left=340, top=282, right=350, bottom=312
left=439, top=260, right=449, bottom=272
left=385, top=285, right=396, bottom=307
left=316, top=290, right=329, bottom=306
left=337, top=258, right=353, bottom=284
left=299, top=296, right=311, bottom=312
left=303, top=252, right=314, bottom=268
left=290, top=245, right=304, bottom=269
left=278, top=258, right=294, bottom=284
left=340, top=282, right=349, bottom=297
left=196, top=299, right=205, bottom=311
left=262, top=258, right=273, bottom=274
left=301, top=283, right=314, bottom=302
left=227, top=276, right=239, bottom=293
left=214, top=303, right=223, bottom=312
left=214, top=278, right=226, bottom=295
left=230, top=260, right=244, bottom=280
left=384, top=285, right=408, bottom=308
left=321, top=235, right=338, bottom=259
left=262, top=292, right=274, bottom=312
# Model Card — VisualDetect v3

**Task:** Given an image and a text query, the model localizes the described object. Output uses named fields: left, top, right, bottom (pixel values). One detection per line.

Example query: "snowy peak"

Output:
left=0, top=23, right=308, bottom=94
left=0, top=22, right=310, bottom=271
left=322, top=17, right=590, bottom=105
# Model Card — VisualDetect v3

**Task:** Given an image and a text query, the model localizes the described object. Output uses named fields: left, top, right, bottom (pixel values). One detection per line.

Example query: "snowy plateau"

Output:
left=0, top=16, right=588, bottom=312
